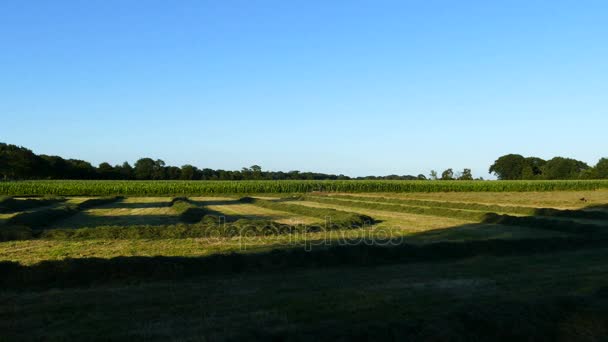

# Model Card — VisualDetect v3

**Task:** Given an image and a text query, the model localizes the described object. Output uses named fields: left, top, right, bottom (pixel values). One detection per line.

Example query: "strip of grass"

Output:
left=303, top=195, right=489, bottom=221
left=319, top=194, right=537, bottom=215
left=1, top=236, right=606, bottom=289
left=483, top=213, right=608, bottom=235
left=4, top=196, right=122, bottom=228
left=170, top=197, right=212, bottom=223
left=240, top=196, right=374, bottom=228
left=0, top=196, right=66, bottom=213
left=318, top=194, right=608, bottom=221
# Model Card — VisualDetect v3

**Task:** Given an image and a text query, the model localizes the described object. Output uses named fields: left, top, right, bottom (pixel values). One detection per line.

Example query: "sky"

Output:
left=1, top=0, right=607, bottom=178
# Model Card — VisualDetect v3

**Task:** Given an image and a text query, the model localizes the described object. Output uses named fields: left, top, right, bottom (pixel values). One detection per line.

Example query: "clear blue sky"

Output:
left=1, top=1, right=607, bottom=178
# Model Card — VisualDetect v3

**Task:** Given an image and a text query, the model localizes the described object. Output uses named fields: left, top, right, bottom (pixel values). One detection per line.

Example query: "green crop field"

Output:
left=2, top=182, right=608, bottom=340
left=3, top=179, right=608, bottom=196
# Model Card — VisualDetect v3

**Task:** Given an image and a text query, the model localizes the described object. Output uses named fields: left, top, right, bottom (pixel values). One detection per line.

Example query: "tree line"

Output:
left=2, top=143, right=606, bottom=181
left=489, top=154, right=608, bottom=180
left=1, top=143, right=426, bottom=181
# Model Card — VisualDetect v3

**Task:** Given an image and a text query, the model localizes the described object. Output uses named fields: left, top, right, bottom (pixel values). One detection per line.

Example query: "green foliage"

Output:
left=595, top=158, right=608, bottom=179
left=458, top=168, right=473, bottom=180
left=489, top=154, right=527, bottom=180
left=542, top=157, right=589, bottom=180
left=441, top=168, right=454, bottom=180
left=3, top=179, right=608, bottom=196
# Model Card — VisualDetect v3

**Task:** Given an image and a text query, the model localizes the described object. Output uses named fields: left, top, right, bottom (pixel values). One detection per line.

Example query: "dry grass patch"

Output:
left=289, top=200, right=469, bottom=233
left=49, top=197, right=181, bottom=228
left=338, top=190, right=608, bottom=209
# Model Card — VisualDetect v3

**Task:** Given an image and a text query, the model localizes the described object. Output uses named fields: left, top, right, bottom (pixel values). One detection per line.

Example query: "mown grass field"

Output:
left=2, top=183, right=608, bottom=340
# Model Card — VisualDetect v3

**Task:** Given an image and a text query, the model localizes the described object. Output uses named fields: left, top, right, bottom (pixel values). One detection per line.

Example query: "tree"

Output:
left=250, top=165, right=262, bottom=180
left=152, top=159, right=166, bottom=180
left=134, top=158, right=156, bottom=180
left=441, top=168, right=454, bottom=180
left=115, top=162, right=133, bottom=180
left=542, top=157, right=589, bottom=180
left=417, top=174, right=427, bottom=180
left=458, top=168, right=473, bottom=180
left=429, top=170, right=438, bottom=180
left=180, top=164, right=196, bottom=180
left=0, top=143, right=44, bottom=179
left=66, top=159, right=96, bottom=179
left=522, top=157, right=546, bottom=179
left=166, top=166, right=181, bottom=180
left=595, top=158, right=608, bottom=179
left=98, top=162, right=116, bottom=179
left=489, top=154, right=526, bottom=180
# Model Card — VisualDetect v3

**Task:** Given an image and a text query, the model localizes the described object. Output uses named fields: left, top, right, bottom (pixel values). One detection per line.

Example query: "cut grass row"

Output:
left=240, top=197, right=374, bottom=228
left=302, top=196, right=490, bottom=221
left=318, top=194, right=538, bottom=215
left=3, top=179, right=608, bottom=196
left=301, top=196, right=608, bottom=235
left=317, top=194, right=608, bottom=220
left=0, top=197, right=378, bottom=241
left=4, top=196, right=122, bottom=229
left=2, top=235, right=606, bottom=289
left=304, top=195, right=608, bottom=222
left=170, top=197, right=212, bottom=223
left=0, top=196, right=66, bottom=213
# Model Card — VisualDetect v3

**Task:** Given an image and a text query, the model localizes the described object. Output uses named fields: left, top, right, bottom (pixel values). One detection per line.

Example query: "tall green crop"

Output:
left=1, top=179, right=608, bottom=196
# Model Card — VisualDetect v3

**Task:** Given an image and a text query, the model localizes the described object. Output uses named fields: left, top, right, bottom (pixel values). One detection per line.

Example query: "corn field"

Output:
left=1, top=179, right=608, bottom=196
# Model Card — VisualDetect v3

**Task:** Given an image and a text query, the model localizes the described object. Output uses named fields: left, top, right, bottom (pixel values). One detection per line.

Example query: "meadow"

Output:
left=1, top=180, right=608, bottom=340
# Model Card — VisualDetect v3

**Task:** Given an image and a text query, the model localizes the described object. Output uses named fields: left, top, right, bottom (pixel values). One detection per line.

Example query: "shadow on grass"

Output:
left=189, top=199, right=242, bottom=207
left=1, top=204, right=607, bottom=289
left=95, top=199, right=173, bottom=209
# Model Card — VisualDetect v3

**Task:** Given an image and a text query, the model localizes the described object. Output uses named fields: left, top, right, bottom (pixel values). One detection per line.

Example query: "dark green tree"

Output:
left=98, top=162, right=116, bottom=179
left=489, top=154, right=526, bottom=180
left=595, top=158, right=608, bottom=179
left=522, top=157, right=546, bottom=179
left=441, top=168, right=454, bottom=180
left=458, top=168, right=473, bottom=180
left=180, top=165, right=196, bottom=180
left=134, top=158, right=156, bottom=180
left=541, top=157, right=589, bottom=180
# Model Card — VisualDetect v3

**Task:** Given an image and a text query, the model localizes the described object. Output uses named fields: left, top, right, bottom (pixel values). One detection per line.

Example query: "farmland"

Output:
left=3, top=179, right=608, bottom=196
left=2, top=181, right=608, bottom=340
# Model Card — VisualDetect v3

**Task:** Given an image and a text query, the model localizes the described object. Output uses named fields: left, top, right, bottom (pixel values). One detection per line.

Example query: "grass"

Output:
left=2, top=248, right=608, bottom=340
left=0, top=196, right=66, bottom=213
left=346, top=189, right=608, bottom=208
left=195, top=197, right=320, bottom=224
left=240, top=196, right=374, bottom=228
left=1, top=190, right=608, bottom=340
left=49, top=197, right=180, bottom=228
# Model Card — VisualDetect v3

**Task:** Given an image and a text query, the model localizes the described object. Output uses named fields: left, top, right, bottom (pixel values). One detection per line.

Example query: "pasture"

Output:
left=1, top=181, right=608, bottom=340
